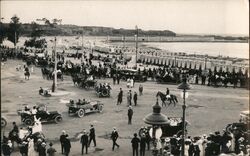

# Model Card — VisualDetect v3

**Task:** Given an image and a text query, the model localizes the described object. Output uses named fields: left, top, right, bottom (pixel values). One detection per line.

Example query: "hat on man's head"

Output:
left=165, top=137, right=170, bottom=143
left=49, top=142, right=53, bottom=146
left=113, top=127, right=116, bottom=130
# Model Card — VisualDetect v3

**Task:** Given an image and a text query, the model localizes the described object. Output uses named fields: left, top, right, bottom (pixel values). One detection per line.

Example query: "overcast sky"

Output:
left=1, top=0, right=249, bottom=35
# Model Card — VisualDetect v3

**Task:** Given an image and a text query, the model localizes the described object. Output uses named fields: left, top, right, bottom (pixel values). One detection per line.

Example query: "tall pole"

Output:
left=52, top=37, right=57, bottom=92
left=182, top=89, right=186, bottom=156
left=205, top=56, right=207, bottom=70
left=14, top=31, right=17, bottom=53
left=135, top=26, right=138, bottom=69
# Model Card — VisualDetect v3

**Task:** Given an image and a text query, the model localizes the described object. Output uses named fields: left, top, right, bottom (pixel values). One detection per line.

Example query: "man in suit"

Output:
left=128, top=106, right=133, bottom=124
left=133, top=92, right=138, bottom=106
left=88, top=125, right=96, bottom=147
left=64, top=135, right=71, bottom=156
left=60, top=130, right=66, bottom=154
left=131, top=133, right=140, bottom=156
left=117, top=88, right=123, bottom=105
left=81, top=130, right=89, bottom=154
left=111, top=127, right=120, bottom=151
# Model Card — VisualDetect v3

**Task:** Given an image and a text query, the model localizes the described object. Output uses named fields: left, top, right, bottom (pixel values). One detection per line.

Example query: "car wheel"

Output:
left=1, top=117, right=7, bottom=128
left=98, top=105, right=103, bottom=113
left=25, top=118, right=33, bottom=126
left=55, top=116, right=62, bottom=123
left=78, top=109, right=85, bottom=118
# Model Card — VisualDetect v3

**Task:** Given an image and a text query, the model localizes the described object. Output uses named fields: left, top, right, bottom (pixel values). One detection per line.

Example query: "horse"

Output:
left=156, top=91, right=178, bottom=107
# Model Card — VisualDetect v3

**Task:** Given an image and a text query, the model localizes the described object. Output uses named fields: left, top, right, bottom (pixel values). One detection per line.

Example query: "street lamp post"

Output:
left=177, top=76, right=191, bottom=156
left=144, top=98, right=169, bottom=156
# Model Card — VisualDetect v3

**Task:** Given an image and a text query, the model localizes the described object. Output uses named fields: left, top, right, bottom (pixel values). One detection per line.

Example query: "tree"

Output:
left=7, top=15, right=21, bottom=47
left=30, top=22, right=42, bottom=38
left=0, top=22, right=7, bottom=44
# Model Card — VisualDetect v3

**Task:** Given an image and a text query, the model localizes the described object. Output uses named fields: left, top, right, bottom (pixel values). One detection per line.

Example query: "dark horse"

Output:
left=156, top=91, right=178, bottom=107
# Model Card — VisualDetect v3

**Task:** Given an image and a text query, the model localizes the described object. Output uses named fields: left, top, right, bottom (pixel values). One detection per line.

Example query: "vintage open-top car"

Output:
left=66, top=100, right=104, bottom=118
left=17, top=104, right=62, bottom=125
left=226, top=110, right=249, bottom=133
left=139, top=117, right=188, bottom=138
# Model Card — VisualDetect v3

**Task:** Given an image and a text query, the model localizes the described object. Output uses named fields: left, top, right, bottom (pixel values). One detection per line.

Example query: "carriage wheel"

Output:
left=25, top=118, right=33, bottom=126
left=1, top=117, right=7, bottom=128
left=55, top=115, right=62, bottom=123
left=78, top=109, right=85, bottom=118
left=98, top=105, right=103, bottom=113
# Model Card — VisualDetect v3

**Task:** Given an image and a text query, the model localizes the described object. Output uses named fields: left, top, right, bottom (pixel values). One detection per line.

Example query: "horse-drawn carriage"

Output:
left=66, top=100, right=103, bottom=118
left=17, top=104, right=62, bottom=125
left=72, top=74, right=97, bottom=89
left=95, top=84, right=111, bottom=97
left=41, top=68, right=63, bottom=81
left=139, top=117, right=188, bottom=138
left=155, top=74, right=179, bottom=84
left=118, top=69, right=147, bottom=82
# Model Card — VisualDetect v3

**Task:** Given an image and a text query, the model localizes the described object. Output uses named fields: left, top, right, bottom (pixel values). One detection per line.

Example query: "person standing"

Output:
left=60, top=130, right=66, bottom=154
left=1, top=139, right=12, bottom=156
left=128, top=106, right=133, bottom=124
left=47, top=142, right=56, bottom=156
left=117, top=74, right=120, bottom=84
left=38, top=142, right=46, bottom=156
left=140, top=133, right=146, bottom=156
left=111, top=127, right=120, bottom=151
left=131, top=77, right=134, bottom=88
left=117, top=88, right=123, bottom=105
left=113, top=74, right=116, bottom=85
left=139, top=84, right=143, bottom=96
left=88, top=125, right=96, bottom=147
left=131, top=133, right=140, bottom=156
left=81, top=130, right=89, bottom=154
left=133, top=92, right=138, bottom=106
left=64, top=134, right=71, bottom=156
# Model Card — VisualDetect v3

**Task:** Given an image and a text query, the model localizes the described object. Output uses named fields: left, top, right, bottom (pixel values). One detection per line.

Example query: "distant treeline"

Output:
left=1, top=23, right=177, bottom=37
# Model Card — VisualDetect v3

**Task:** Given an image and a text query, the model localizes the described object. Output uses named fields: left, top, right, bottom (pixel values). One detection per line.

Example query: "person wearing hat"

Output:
left=111, top=127, right=120, bottom=151
left=128, top=106, right=133, bottom=124
left=19, top=141, right=28, bottom=156
left=47, top=142, right=56, bottom=156
left=117, top=88, right=123, bottom=105
left=64, top=134, right=71, bottom=156
left=131, top=133, right=140, bottom=156
left=140, top=133, right=147, bottom=156
left=81, top=130, right=89, bottom=154
left=133, top=91, right=138, bottom=106
left=88, top=125, right=96, bottom=147
left=1, top=139, right=12, bottom=156
left=38, top=142, right=46, bottom=156
left=60, top=130, right=66, bottom=154
left=214, top=131, right=222, bottom=155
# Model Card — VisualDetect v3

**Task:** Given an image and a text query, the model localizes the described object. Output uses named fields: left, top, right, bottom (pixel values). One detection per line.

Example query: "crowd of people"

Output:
left=1, top=44, right=249, bottom=156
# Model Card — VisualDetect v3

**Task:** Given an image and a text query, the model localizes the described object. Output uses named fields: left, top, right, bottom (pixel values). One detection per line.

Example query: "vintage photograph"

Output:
left=0, top=0, right=249, bottom=156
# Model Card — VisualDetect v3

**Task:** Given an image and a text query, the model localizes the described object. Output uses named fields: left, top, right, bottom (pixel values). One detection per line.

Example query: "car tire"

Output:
left=78, top=109, right=85, bottom=118
left=98, top=105, right=103, bottom=113
left=55, top=116, right=62, bottom=123
left=25, top=118, right=33, bottom=126
left=1, top=117, right=7, bottom=128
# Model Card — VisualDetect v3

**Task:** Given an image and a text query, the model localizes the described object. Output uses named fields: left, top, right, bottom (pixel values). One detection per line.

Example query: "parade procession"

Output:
left=1, top=1, right=249, bottom=156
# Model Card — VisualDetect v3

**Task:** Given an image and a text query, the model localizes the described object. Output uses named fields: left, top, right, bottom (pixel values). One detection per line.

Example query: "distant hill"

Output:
left=3, top=23, right=177, bottom=37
